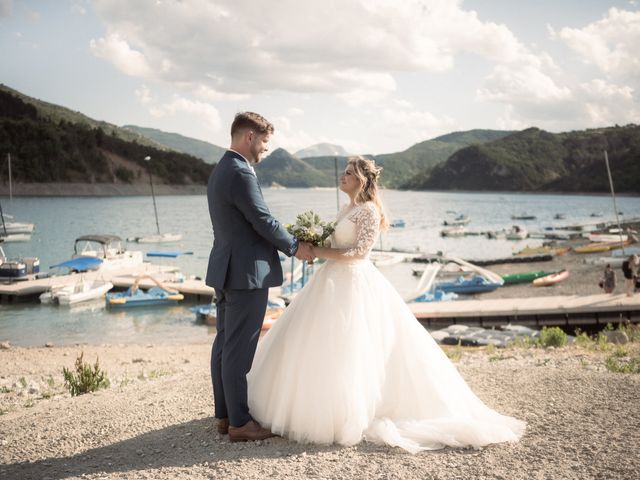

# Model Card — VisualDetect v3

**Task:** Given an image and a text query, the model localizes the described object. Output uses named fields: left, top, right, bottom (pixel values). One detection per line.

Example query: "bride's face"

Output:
left=340, top=164, right=361, bottom=196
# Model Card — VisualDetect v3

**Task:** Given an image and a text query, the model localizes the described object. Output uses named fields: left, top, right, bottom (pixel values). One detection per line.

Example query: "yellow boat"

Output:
left=573, top=239, right=631, bottom=254
left=515, top=245, right=570, bottom=256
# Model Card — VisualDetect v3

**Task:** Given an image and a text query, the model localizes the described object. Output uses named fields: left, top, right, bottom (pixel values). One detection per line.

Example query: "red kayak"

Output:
left=533, top=269, right=569, bottom=286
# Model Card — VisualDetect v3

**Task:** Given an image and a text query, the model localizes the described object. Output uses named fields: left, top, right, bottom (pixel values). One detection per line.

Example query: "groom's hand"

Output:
left=295, top=242, right=315, bottom=262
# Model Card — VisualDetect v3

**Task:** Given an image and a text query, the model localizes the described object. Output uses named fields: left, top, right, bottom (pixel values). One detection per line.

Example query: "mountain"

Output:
left=0, top=87, right=211, bottom=186
left=0, top=84, right=164, bottom=150
left=415, top=125, right=640, bottom=193
left=376, top=129, right=513, bottom=188
left=294, top=143, right=351, bottom=159
left=255, top=149, right=335, bottom=187
left=123, top=125, right=226, bottom=164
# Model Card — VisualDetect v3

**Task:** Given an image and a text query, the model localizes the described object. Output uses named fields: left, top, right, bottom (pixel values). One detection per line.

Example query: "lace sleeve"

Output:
left=344, top=203, right=380, bottom=257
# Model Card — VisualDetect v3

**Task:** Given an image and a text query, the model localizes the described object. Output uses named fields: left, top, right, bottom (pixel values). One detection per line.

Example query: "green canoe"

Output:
left=501, top=271, right=558, bottom=285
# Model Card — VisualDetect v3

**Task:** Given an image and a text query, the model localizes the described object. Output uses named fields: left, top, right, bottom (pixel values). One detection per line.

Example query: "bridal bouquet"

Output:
left=286, top=211, right=335, bottom=247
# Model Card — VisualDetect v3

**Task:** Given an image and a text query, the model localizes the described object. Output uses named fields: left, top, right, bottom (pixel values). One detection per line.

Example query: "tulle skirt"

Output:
left=247, top=259, right=525, bottom=453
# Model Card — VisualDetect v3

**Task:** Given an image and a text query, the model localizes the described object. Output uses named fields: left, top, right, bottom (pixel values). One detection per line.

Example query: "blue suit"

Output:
left=206, top=150, right=298, bottom=427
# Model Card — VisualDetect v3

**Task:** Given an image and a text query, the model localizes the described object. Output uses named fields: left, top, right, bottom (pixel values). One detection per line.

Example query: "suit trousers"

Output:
left=211, top=287, right=269, bottom=427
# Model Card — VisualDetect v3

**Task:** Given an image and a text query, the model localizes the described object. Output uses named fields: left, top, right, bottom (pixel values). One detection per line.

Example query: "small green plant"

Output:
left=0, top=386, right=11, bottom=394
left=618, top=323, right=640, bottom=343
left=18, top=377, right=27, bottom=388
left=539, top=327, right=568, bottom=348
left=510, top=336, right=537, bottom=348
left=485, top=343, right=496, bottom=355
left=574, top=329, right=593, bottom=348
left=62, top=352, right=110, bottom=396
left=605, top=354, right=640, bottom=374
left=46, top=376, right=55, bottom=388
left=446, top=341, right=463, bottom=362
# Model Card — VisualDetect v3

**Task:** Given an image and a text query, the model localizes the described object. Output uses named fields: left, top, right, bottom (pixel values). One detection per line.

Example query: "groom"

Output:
left=206, top=112, right=314, bottom=442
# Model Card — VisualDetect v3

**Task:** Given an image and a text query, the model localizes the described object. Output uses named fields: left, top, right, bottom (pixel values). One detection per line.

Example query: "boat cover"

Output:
left=50, top=257, right=103, bottom=271
left=146, top=251, right=194, bottom=257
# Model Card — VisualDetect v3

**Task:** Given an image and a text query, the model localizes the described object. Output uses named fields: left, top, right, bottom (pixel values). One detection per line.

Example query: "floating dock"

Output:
left=0, top=264, right=179, bottom=303
left=410, top=293, right=640, bottom=328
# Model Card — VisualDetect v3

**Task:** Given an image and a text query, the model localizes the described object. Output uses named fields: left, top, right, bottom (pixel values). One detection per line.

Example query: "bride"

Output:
left=247, top=156, right=525, bottom=453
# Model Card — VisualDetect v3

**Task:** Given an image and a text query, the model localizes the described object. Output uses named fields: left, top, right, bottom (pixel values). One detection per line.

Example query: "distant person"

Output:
left=600, top=264, right=615, bottom=294
left=622, top=255, right=638, bottom=297
left=205, top=112, right=314, bottom=442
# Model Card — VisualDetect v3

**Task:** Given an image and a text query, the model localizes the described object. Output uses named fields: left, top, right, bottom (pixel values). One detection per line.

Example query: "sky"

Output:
left=1, top=0, right=639, bottom=155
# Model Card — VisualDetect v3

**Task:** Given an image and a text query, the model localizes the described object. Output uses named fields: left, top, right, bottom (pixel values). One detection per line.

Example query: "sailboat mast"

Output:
left=7, top=153, right=12, bottom=202
left=144, top=156, right=161, bottom=235
left=604, top=150, right=625, bottom=255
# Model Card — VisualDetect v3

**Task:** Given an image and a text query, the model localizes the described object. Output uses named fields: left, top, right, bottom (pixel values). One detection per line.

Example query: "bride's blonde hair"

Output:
left=348, top=156, right=389, bottom=231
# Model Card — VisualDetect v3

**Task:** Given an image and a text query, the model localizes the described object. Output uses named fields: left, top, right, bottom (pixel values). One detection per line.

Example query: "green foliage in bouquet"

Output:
left=286, top=211, right=336, bottom=247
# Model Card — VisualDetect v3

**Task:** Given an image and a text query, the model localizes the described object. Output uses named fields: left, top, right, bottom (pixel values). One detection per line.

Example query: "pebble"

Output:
left=0, top=342, right=11, bottom=350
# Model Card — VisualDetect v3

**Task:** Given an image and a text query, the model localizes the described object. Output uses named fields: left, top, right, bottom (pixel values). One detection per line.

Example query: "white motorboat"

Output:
left=127, top=233, right=183, bottom=244
left=505, top=225, right=528, bottom=240
left=443, top=214, right=470, bottom=226
left=72, top=234, right=143, bottom=270
left=1, top=222, right=35, bottom=234
left=369, top=251, right=408, bottom=267
left=0, top=233, right=31, bottom=243
left=41, top=279, right=114, bottom=305
left=440, top=226, right=466, bottom=237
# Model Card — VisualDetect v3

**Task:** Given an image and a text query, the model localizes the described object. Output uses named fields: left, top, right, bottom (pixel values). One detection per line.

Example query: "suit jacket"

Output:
left=205, top=150, right=298, bottom=290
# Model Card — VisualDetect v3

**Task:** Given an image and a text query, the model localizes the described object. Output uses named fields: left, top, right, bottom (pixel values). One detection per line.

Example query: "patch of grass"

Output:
left=0, top=386, right=11, bottom=394
left=62, top=352, right=110, bottom=396
left=41, top=391, right=53, bottom=399
left=573, top=329, right=593, bottom=348
left=539, top=327, right=568, bottom=348
left=24, top=399, right=35, bottom=408
left=509, top=336, right=537, bottom=348
left=18, top=377, right=27, bottom=388
left=445, top=341, right=463, bottom=362
left=485, top=343, right=496, bottom=355
left=605, top=354, right=640, bottom=374
left=46, top=376, right=55, bottom=388
left=618, top=323, right=640, bottom=342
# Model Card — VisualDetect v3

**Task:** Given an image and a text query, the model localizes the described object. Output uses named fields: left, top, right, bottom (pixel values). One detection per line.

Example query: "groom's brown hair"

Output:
left=231, top=112, right=274, bottom=137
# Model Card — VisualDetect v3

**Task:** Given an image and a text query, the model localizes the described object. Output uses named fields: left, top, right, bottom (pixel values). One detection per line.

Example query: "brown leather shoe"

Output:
left=228, top=420, right=276, bottom=442
left=216, top=418, right=229, bottom=435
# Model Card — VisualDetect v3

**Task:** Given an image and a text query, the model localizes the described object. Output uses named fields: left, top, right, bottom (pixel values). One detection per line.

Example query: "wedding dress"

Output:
left=247, top=202, right=525, bottom=453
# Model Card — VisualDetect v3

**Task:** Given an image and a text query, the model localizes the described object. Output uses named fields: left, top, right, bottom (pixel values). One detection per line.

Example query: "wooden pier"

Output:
left=0, top=264, right=180, bottom=302
left=410, top=293, right=640, bottom=328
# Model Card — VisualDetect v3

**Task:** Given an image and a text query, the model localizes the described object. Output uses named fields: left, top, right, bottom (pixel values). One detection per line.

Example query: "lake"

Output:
left=1, top=189, right=638, bottom=346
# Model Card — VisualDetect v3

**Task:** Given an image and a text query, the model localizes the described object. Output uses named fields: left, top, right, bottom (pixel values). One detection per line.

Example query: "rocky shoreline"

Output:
left=1, top=341, right=639, bottom=480
left=0, top=183, right=206, bottom=196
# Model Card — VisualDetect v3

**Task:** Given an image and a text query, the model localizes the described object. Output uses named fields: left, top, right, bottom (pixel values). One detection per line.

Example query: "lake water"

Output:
left=1, top=189, right=639, bottom=346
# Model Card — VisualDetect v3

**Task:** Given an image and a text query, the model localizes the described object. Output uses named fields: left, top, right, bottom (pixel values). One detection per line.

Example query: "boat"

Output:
left=514, top=245, right=569, bottom=256
left=435, top=275, right=502, bottom=294
left=413, top=290, right=458, bottom=302
left=533, top=269, right=569, bottom=286
left=501, top=270, right=559, bottom=285
left=193, top=297, right=286, bottom=329
left=106, top=275, right=184, bottom=308
left=39, top=257, right=113, bottom=305
left=369, top=251, right=407, bottom=267
left=443, top=214, right=470, bottom=226
left=127, top=155, right=182, bottom=244
left=511, top=214, right=536, bottom=220
left=127, top=233, right=183, bottom=244
left=0, top=233, right=31, bottom=243
left=440, top=226, right=466, bottom=237
left=389, top=219, right=406, bottom=228
left=553, top=213, right=565, bottom=220
left=0, top=222, right=34, bottom=234
left=0, top=246, right=40, bottom=282
left=72, top=234, right=143, bottom=269
left=505, top=225, right=528, bottom=240
left=587, top=233, right=629, bottom=243
left=573, top=239, right=631, bottom=254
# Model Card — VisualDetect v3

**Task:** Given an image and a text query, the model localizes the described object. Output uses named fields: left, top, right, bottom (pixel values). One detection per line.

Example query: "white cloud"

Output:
left=557, top=8, right=640, bottom=79
left=135, top=85, right=153, bottom=105
left=90, top=0, right=525, bottom=106
left=149, top=96, right=221, bottom=133
left=90, top=33, right=153, bottom=77
left=479, top=8, right=640, bottom=132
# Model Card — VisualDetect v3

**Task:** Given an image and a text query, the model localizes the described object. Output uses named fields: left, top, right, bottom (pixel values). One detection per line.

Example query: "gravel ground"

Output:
left=1, top=342, right=639, bottom=480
